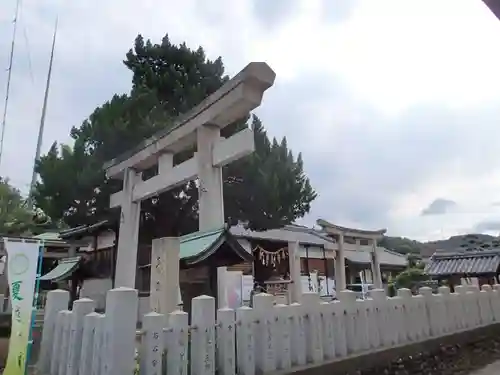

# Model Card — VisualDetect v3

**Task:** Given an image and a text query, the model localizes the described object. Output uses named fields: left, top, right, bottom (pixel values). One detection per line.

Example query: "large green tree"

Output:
left=34, top=35, right=316, bottom=239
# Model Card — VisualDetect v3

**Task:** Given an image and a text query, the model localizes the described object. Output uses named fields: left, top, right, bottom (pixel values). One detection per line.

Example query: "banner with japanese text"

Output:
left=3, top=239, right=41, bottom=375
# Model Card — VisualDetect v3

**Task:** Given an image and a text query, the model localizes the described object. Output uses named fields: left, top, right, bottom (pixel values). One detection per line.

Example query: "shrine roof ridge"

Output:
left=103, top=62, right=276, bottom=179
left=484, top=0, right=500, bottom=19
left=229, top=224, right=334, bottom=247
left=430, top=248, right=500, bottom=260
left=59, top=219, right=113, bottom=240
left=316, top=219, right=386, bottom=238
left=426, top=249, right=500, bottom=277
left=139, top=225, right=253, bottom=268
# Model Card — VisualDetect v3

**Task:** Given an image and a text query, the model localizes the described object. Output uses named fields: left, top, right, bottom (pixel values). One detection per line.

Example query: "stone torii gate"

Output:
left=317, top=219, right=386, bottom=290
left=104, top=63, right=276, bottom=306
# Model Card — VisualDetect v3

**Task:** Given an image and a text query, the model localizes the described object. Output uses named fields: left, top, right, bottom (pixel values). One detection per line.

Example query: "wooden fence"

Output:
left=36, top=284, right=500, bottom=375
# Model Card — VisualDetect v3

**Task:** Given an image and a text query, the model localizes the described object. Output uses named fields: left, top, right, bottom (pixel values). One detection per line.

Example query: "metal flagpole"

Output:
left=27, top=17, right=58, bottom=208
left=0, top=0, right=22, bottom=168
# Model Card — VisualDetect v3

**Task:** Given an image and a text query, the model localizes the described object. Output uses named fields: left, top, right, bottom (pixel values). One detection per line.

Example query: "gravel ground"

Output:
left=471, top=360, right=500, bottom=375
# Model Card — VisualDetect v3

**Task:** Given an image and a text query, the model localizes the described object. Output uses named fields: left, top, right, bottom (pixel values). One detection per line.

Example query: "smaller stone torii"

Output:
left=104, top=63, right=276, bottom=312
left=317, top=219, right=387, bottom=290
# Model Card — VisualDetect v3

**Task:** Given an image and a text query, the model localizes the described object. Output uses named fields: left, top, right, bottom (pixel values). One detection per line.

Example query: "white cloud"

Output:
left=325, top=0, right=500, bottom=114
left=1, top=0, right=500, bottom=241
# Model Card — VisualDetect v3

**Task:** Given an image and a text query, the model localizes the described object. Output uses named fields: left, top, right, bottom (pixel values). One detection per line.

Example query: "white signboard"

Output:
left=242, top=275, right=254, bottom=302
left=301, top=273, right=319, bottom=293
left=319, top=277, right=336, bottom=297
left=225, top=271, right=243, bottom=309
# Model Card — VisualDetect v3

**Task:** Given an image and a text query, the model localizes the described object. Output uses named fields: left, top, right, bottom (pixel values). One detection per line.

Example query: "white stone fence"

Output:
left=37, top=284, right=500, bottom=375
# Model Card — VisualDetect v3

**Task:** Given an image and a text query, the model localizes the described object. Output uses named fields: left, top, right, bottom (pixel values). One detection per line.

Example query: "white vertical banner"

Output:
left=225, top=271, right=243, bottom=309
left=359, top=271, right=368, bottom=300
left=3, top=239, right=41, bottom=375
left=301, top=273, right=319, bottom=293
left=241, top=275, right=254, bottom=302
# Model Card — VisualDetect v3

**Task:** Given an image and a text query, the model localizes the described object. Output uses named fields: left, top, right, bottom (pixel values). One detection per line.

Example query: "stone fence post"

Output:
left=141, top=312, right=165, bottom=375
left=491, top=284, right=500, bottom=322
left=253, top=293, right=276, bottom=374
left=397, top=288, right=413, bottom=343
left=91, top=314, right=105, bottom=375
left=79, top=312, right=101, bottom=375
left=104, top=287, right=138, bottom=375
left=479, top=285, right=493, bottom=325
left=290, top=302, right=307, bottom=365
left=166, top=309, right=189, bottom=375
left=438, top=286, right=452, bottom=334
left=58, top=310, right=72, bottom=375
left=302, top=292, right=323, bottom=363
left=319, top=301, right=335, bottom=360
left=418, top=287, right=434, bottom=337
left=455, top=285, right=470, bottom=329
left=190, top=295, right=216, bottom=375
left=236, top=306, right=255, bottom=375
left=37, top=289, right=69, bottom=375
left=337, top=290, right=357, bottom=354
left=66, top=298, right=95, bottom=375
left=467, top=285, right=481, bottom=328
left=217, top=307, right=236, bottom=375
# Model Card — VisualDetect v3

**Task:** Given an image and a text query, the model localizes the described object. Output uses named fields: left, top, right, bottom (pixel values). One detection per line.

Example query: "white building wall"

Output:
left=298, top=244, right=334, bottom=259
left=81, top=231, right=116, bottom=252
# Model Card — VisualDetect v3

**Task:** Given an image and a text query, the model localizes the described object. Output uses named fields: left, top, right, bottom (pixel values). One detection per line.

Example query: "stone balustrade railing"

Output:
left=36, top=284, right=500, bottom=375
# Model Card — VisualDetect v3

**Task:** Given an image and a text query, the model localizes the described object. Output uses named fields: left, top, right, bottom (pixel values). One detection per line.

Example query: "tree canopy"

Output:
left=34, top=35, right=317, bottom=239
left=378, top=236, right=422, bottom=255
left=0, top=178, right=52, bottom=235
left=392, top=267, right=429, bottom=290
left=458, top=234, right=500, bottom=251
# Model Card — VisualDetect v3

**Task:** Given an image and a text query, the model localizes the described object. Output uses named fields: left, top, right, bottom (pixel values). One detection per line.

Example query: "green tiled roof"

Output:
left=179, top=227, right=226, bottom=259
left=178, top=226, right=253, bottom=266
left=39, top=257, right=80, bottom=282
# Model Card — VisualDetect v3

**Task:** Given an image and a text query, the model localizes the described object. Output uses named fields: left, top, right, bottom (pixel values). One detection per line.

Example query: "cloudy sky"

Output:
left=1, top=0, right=500, bottom=241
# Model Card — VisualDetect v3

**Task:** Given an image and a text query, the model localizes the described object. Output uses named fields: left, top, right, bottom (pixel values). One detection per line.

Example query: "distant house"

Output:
left=425, top=249, right=500, bottom=289
left=419, top=234, right=500, bottom=261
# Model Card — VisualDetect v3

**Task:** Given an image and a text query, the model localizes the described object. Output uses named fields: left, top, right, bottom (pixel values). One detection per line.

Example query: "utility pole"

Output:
left=27, top=18, right=58, bottom=208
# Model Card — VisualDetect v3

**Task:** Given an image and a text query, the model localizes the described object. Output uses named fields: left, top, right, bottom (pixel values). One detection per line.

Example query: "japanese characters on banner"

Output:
left=3, top=239, right=41, bottom=375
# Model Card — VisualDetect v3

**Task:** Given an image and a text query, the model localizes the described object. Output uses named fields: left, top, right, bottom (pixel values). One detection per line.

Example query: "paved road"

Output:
left=472, top=360, right=500, bottom=375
